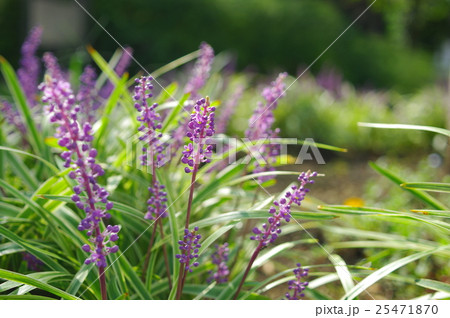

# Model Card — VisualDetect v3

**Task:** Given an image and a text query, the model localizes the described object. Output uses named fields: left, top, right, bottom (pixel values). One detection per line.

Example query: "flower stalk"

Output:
left=133, top=76, right=171, bottom=286
left=233, top=171, right=316, bottom=299
left=176, top=96, right=215, bottom=298
left=41, top=75, right=120, bottom=300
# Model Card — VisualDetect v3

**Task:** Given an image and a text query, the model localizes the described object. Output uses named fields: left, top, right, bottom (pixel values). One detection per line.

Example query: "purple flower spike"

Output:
left=145, top=181, right=168, bottom=220
left=133, top=76, right=165, bottom=168
left=77, top=65, right=98, bottom=125
left=184, top=42, right=214, bottom=100
left=316, top=68, right=343, bottom=99
left=17, top=27, right=42, bottom=107
left=250, top=171, right=316, bottom=246
left=245, top=73, right=287, bottom=183
left=286, top=263, right=309, bottom=300
left=22, top=252, right=44, bottom=271
left=176, top=227, right=202, bottom=273
left=0, top=99, right=27, bottom=136
left=216, top=86, right=244, bottom=134
left=43, top=52, right=65, bottom=81
left=182, top=97, right=216, bottom=173
left=99, top=47, right=133, bottom=100
left=40, top=76, right=120, bottom=268
left=207, top=243, right=230, bottom=284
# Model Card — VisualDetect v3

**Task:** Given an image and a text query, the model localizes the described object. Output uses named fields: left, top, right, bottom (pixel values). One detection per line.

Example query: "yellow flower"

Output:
left=344, top=197, right=364, bottom=207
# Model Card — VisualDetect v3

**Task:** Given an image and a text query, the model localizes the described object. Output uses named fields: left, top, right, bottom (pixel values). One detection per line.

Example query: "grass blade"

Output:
left=342, top=245, right=449, bottom=300
left=402, top=182, right=450, bottom=193
left=4, top=152, right=38, bottom=190
left=358, top=122, right=450, bottom=137
left=66, top=264, right=92, bottom=295
left=328, top=254, right=355, bottom=295
left=416, top=279, right=450, bottom=294
left=0, top=57, right=44, bottom=156
left=370, top=162, right=447, bottom=210
left=0, top=225, right=68, bottom=272
left=0, top=268, right=78, bottom=300
left=0, top=146, right=59, bottom=173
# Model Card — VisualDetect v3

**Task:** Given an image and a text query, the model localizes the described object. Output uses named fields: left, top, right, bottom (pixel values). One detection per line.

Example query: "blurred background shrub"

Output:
left=1, top=0, right=449, bottom=92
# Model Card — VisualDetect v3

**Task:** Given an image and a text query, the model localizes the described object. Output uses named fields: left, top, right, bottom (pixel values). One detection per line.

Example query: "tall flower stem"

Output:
left=99, top=266, right=107, bottom=300
left=233, top=171, right=316, bottom=299
left=175, top=163, right=198, bottom=299
left=175, top=227, right=201, bottom=300
left=141, top=223, right=158, bottom=282
left=60, top=97, right=108, bottom=300
left=42, top=77, right=120, bottom=300
left=133, top=76, right=171, bottom=289
left=141, top=218, right=172, bottom=288
left=184, top=157, right=199, bottom=229
left=233, top=242, right=262, bottom=300
left=178, top=267, right=189, bottom=300
left=176, top=97, right=214, bottom=299
left=159, top=220, right=172, bottom=288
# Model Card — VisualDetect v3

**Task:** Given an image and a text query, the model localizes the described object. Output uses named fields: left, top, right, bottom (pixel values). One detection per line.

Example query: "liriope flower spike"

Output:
left=286, top=263, right=309, bottom=300
left=184, top=42, right=214, bottom=100
left=40, top=75, right=119, bottom=299
left=250, top=171, right=317, bottom=246
left=207, top=243, right=230, bottom=284
left=233, top=171, right=316, bottom=299
left=17, top=27, right=42, bottom=107
left=245, top=73, right=287, bottom=182
left=182, top=97, right=216, bottom=173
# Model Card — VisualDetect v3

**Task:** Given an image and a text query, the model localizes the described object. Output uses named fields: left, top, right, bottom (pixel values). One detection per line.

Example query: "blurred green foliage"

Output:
left=88, top=0, right=444, bottom=92
left=1, top=0, right=448, bottom=92
left=226, top=72, right=446, bottom=156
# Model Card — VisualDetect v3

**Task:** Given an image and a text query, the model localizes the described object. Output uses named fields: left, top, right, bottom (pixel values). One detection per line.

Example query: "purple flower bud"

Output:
left=89, top=148, right=98, bottom=158
left=109, top=245, right=119, bottom=253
